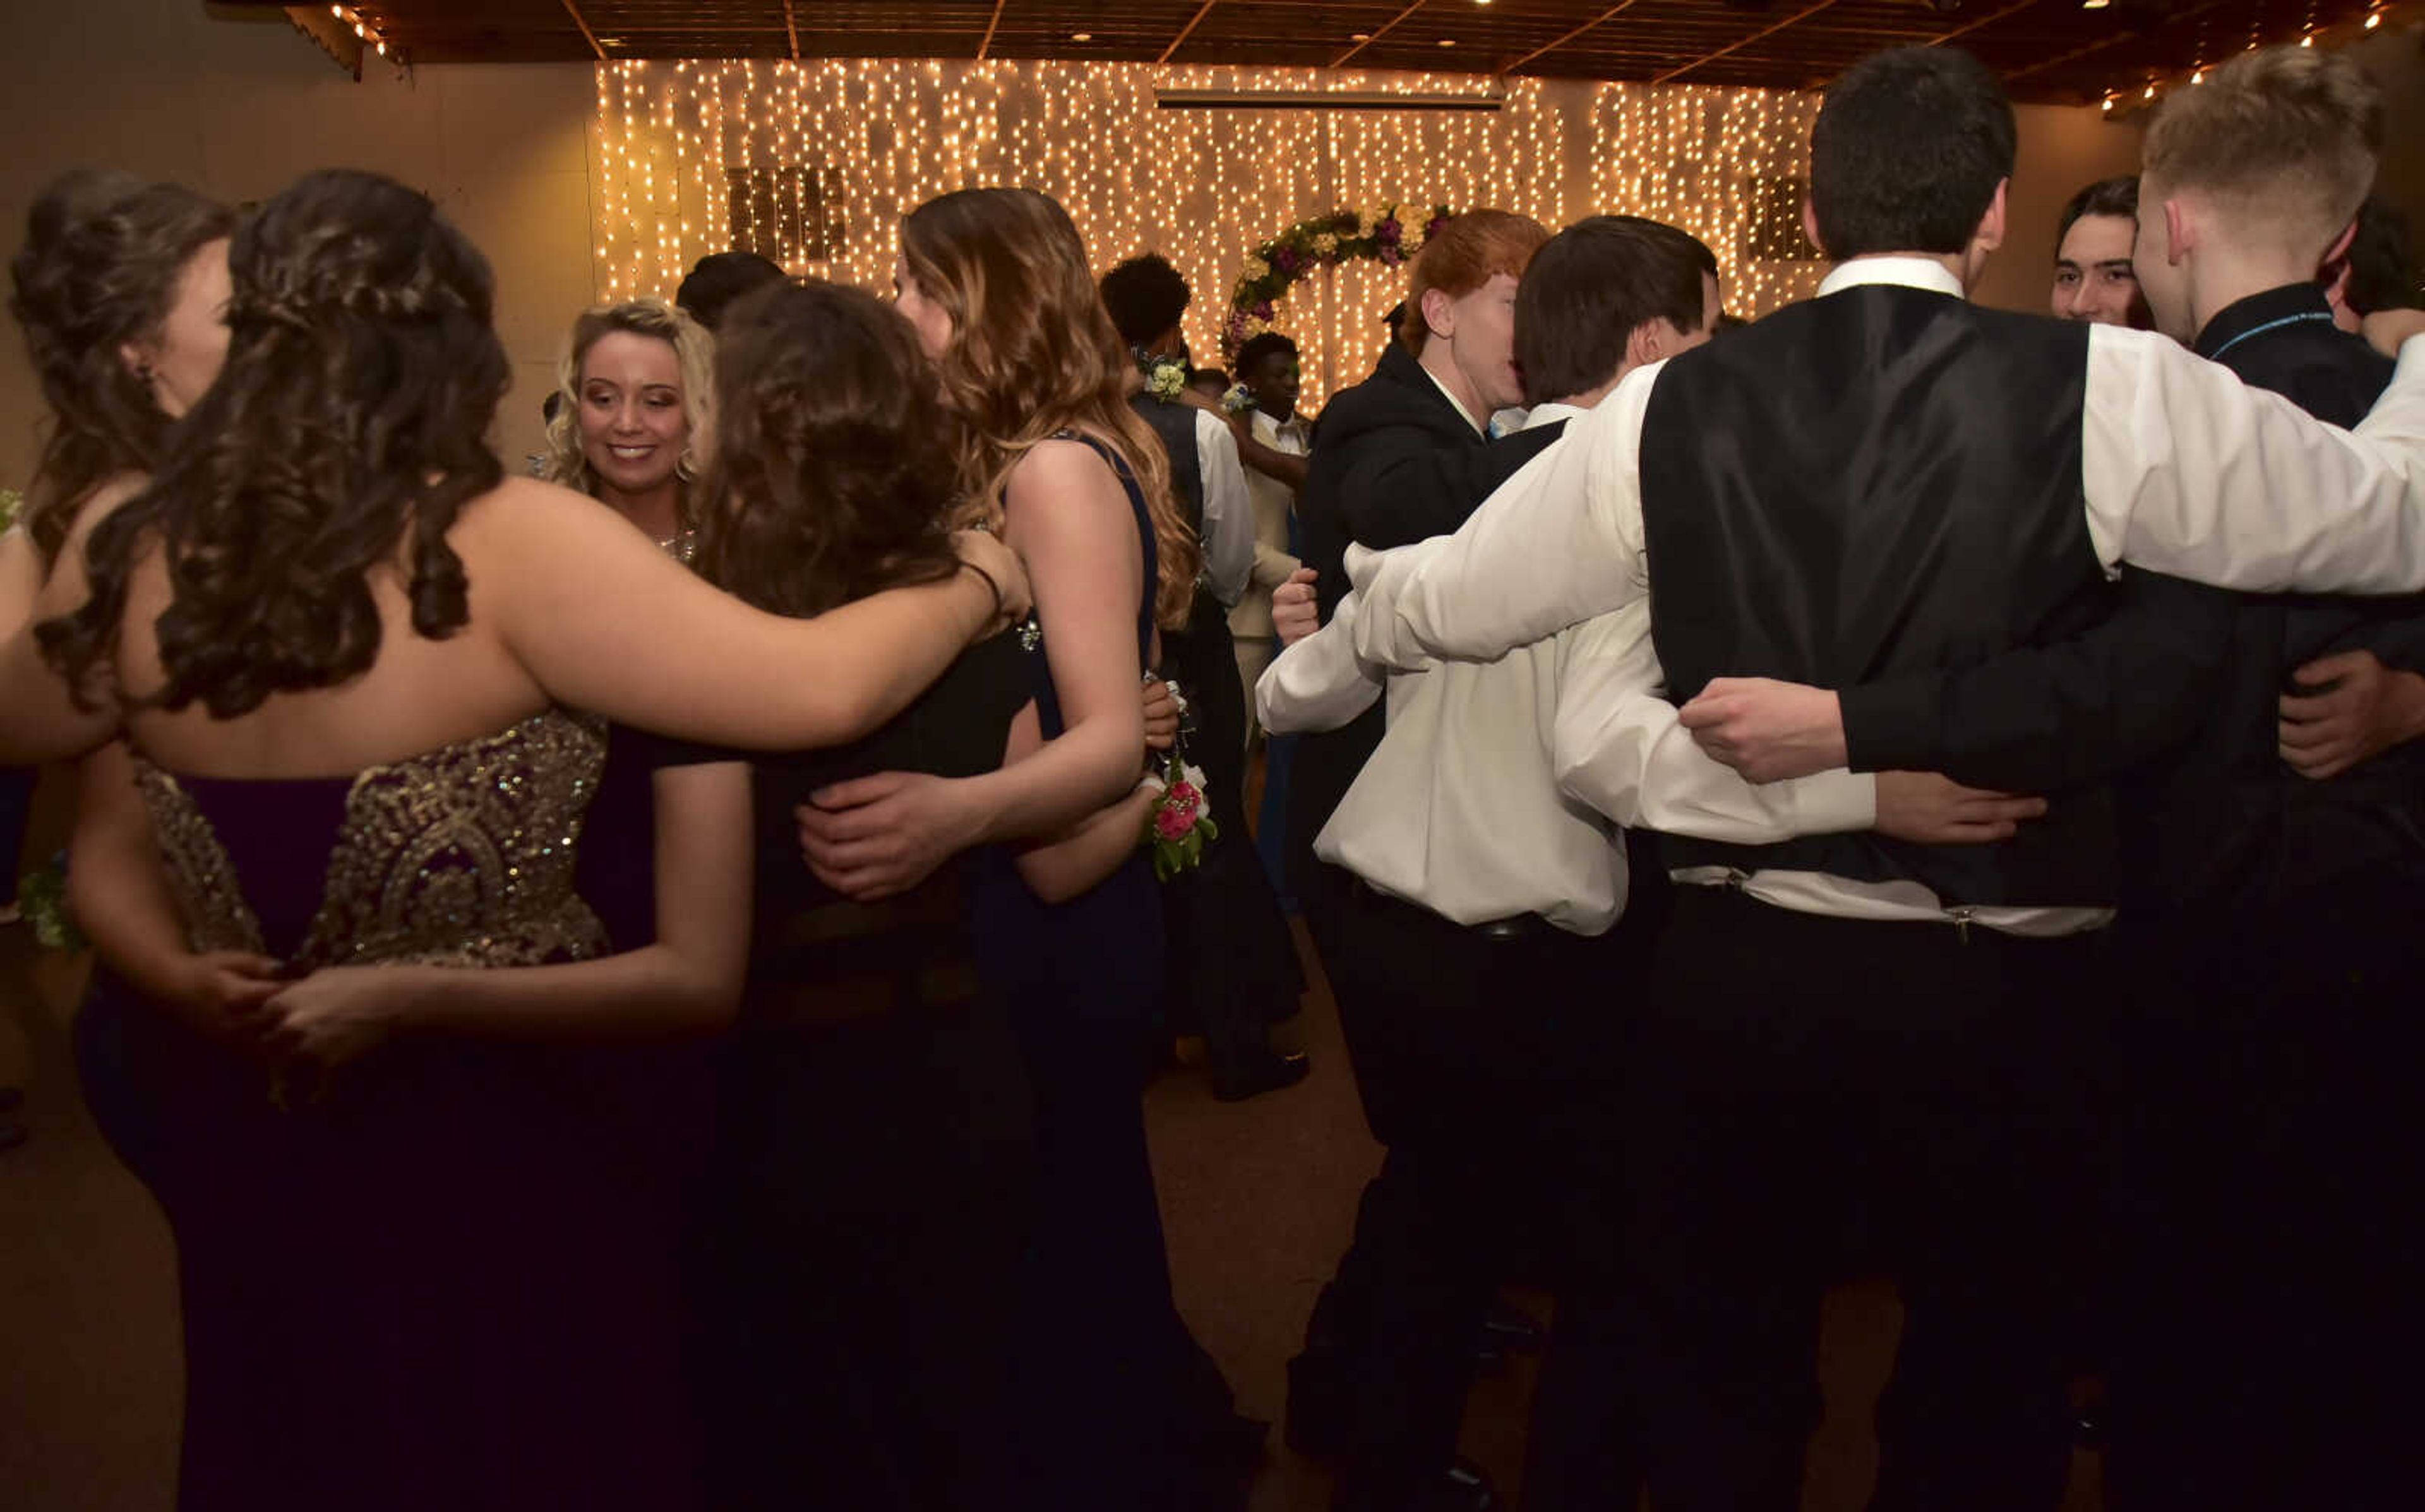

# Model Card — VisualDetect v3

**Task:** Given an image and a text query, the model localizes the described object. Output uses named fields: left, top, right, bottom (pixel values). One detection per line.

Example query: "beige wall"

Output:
left=1977, top=103, right=2146, bottom=318
left=0, top=0, right=596, bottom=488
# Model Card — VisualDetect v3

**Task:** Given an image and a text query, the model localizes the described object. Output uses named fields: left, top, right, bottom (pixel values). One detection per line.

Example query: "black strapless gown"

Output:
left=78, top=712, right=702, bottom=1512
left=701, top=629, right=1039, bottom=1511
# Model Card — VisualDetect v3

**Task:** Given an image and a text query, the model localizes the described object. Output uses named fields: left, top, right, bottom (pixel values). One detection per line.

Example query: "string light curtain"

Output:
left=590, top=59, right=1823, bottom=410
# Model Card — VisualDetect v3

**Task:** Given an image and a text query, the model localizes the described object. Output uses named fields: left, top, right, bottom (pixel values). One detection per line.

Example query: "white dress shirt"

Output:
left=1343, top=256, right=2425, bottom=934
left=1257, top=403, right=1876, bottom=935
left=1193, top=407, right=1255, bottom=609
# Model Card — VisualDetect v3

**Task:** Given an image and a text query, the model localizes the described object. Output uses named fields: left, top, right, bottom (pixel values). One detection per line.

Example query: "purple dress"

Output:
left=92, top=711, right=702, bottom=1511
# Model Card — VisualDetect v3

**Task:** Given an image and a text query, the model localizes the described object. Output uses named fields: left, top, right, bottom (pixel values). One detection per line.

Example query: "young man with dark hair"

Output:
left=673, top=249, right=784, bottom=332
left=2325, top=193, right=2421, bottom=330
left=1098, top=253, right=1308, bottom=1100
left=1267, top=210, right=1749, bottom=1512
left=2052, top=176, right=2149, bottom=326
left=1226, top=331, right=1308, bottom=748
left=1334, top=42, right=2425, bottom=1508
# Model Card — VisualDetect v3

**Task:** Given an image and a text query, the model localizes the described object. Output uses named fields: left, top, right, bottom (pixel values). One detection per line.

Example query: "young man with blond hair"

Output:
left=2097, top=44, right=2425, bottom=1508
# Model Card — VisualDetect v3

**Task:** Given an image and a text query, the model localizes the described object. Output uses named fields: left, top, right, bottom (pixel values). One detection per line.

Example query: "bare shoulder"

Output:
left=449, top=475, right=646, bottom=562
left=1005, top=436, right=1127, bottom=516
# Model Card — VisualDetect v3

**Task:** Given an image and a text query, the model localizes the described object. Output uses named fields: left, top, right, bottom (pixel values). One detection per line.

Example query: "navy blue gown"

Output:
left=967, top=435, right=1245, bottom=1506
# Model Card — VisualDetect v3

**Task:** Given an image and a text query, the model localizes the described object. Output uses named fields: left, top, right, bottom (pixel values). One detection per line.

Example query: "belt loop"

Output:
left=1948, top=906, right=1975, bottom=945
left=1723, top=867, right=1750, bottom=893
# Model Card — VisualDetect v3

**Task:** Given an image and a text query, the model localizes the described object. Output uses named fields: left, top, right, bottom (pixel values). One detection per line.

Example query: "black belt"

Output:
left=1347, top=876, right=1558, bottom=943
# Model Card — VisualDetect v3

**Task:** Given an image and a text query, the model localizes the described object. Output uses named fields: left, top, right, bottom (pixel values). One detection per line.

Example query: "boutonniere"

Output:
left=1146, top=359, right=1188, bottom=403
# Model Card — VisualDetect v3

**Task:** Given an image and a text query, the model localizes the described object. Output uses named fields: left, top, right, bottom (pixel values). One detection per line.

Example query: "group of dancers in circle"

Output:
left=3, top=167, right=1264, bottom=1509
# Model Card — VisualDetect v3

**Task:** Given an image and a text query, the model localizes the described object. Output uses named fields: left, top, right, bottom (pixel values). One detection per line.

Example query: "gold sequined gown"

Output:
left=85, top=711, right=704, bottom=1511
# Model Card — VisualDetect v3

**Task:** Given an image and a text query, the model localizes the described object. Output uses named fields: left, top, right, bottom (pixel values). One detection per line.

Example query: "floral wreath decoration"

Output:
left=1223, top=203, right=1454, bottom=358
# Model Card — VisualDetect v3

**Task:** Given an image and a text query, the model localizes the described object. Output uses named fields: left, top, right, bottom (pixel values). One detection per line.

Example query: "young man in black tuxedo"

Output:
left=1340, top=44, right=2425, bottom=1510
left=2104, top=47, right=2425, bottom=1507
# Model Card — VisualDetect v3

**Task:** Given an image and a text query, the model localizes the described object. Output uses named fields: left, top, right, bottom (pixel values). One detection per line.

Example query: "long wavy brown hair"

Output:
left=900, top=187, right=1199, bottom=630
left=692, top=279, right=961, bottom=618
left=39, top=169, right=509, bottom=718
left=7, top=170, right=235, bottom=564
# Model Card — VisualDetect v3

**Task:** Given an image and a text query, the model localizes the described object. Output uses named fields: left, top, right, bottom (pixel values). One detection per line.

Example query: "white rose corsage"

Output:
left=1219, top=383, right=1257, bottom=416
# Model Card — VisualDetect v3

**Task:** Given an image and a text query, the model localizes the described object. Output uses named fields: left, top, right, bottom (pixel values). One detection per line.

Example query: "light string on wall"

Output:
left=589, top=59, right=1824, bottom=412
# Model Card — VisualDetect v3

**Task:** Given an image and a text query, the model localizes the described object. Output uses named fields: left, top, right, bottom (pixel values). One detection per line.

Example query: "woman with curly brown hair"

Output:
left=3, top=169, right=239, bottom=1153
left=686, top=275, right=1041, bottom=1511
left=0, top=167, right=1024, bottom=1511
left=795, top=186, right=1257, bottom=1507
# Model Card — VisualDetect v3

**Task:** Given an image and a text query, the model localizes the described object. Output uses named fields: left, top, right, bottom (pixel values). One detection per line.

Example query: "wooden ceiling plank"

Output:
left=1499, top=0, right=1648, bottom=74
left=781, top=0, right=800, bottom=59
left=1653, top=0, right=1847, bottom=85
left=1329, top=0, right=1429, bottom=69
left=1158, top=0, right=1223, bottom=64
left=976, top=0, right=1009, bottom=59
left=556, top=0, right=609, bottom=59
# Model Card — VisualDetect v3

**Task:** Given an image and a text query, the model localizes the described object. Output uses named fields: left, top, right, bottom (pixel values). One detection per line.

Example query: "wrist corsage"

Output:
left=20, top=850, right=87, bottom=953
left=1141, top=751, right=1217, bottom=880
left=1219, top=383, right=1257, bottom=417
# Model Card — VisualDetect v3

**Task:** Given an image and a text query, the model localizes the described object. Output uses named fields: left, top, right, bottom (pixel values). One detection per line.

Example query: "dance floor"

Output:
left=0, top=919, right=2102, bottom=1510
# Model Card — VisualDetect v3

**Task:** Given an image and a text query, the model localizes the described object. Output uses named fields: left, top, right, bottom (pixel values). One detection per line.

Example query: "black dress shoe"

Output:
left=1211, top=1048, right=1310, bottom=1102
left=1480, top=1297, right=1546, bottom=1357
left=1332, top=1459, right=1497, bottom=1512
left=1285, top=1344, right=1352, bottom=1455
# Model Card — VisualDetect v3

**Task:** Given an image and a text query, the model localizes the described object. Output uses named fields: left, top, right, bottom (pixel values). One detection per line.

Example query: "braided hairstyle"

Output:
left=7, top=170, right=234, bottom=564
left=40, top=169, right=509, bottom=718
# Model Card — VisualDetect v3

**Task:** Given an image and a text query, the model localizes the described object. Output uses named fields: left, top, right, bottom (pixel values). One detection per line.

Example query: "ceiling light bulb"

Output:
left=2081, top=0, right=2110, bottom=11
left=2143, top=83, right=2155, bottom=98
left=2100, top=97, right=2114, bottom=111
left=1072, top=32, right=1093, bottom=41
left=1351, top=32, right=1372, bottom=41
left=2366, top=11, right=2381, bottom=28
left=1438, top=37, right=1457, bottom=46
left=2301, top=33, right=2314, bottom=45
left=2192, top=68, right=2204, bottom=83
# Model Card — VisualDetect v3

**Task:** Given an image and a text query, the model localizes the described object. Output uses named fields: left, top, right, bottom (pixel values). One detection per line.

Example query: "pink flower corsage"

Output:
left=1141, top=751, right=1218, bottom=879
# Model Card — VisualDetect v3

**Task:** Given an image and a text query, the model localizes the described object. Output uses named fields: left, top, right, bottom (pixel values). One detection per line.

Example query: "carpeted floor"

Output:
left=0, top=916, right=2101, bottom=1510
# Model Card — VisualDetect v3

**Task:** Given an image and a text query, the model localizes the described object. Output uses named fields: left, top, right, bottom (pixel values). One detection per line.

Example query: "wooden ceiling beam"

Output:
left=1499, top=0, right=1647, bottom=76
left=781, top=0, right=800, bottom=60
left=976, top=0, right=1009, bottom=60
left=1653, top=0, right=1845, bottom=85
left=1158, top=0, right=1223, bottom=64
left=555, top=0, right=608, bottom=60
left=1329, top=0, right=1429, bottom=69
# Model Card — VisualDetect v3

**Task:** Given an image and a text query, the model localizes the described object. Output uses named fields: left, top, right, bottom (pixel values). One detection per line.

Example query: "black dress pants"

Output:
left=2103, top=869, right=2425, bottom=1511
left=1624, top=886, right=2102, bottom=1512
left=1317, top=872, right=1632, bottom=1510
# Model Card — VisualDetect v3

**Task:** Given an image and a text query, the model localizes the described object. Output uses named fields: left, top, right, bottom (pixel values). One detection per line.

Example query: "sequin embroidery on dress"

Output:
left=135, top=710, right=610, bottom=969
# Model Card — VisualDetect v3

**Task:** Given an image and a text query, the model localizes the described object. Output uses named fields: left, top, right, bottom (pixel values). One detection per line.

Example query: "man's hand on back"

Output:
left=1679, top=676, right=1850, bottom=783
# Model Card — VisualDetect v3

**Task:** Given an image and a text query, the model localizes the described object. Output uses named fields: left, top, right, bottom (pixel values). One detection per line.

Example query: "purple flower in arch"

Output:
left=1425, top=215, right=1449, bottom=237
left=1274, top=246, right=1300, bottom=274
left=1379, top=247, right=1401, bottom=266
left=1376, top=219, right=1402, bottom=244
left=1252, top=300, right=1276, bottom=320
